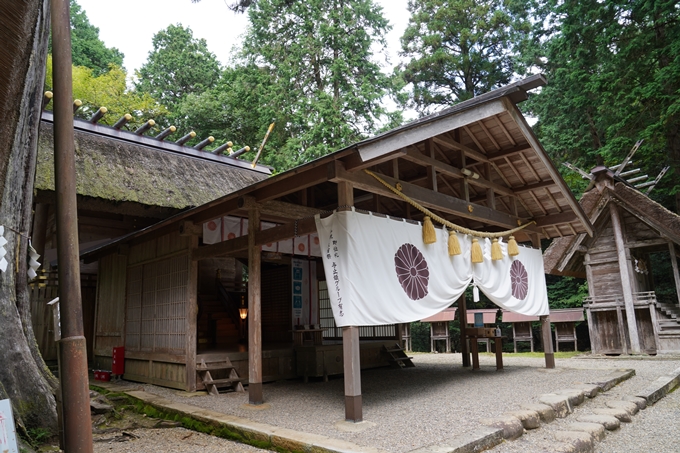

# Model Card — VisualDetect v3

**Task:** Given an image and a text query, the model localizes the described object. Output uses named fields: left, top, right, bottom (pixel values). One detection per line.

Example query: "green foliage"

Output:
left=525, top=0, right=680, bottom=209
left=26, top=427, right=52, bottom=447
left=48, top=0, right=124, bottom=74
left=545, top=275, right=589, bottom=309
left=235, top=0, right=396, bottom=169
left=45, top=55, right=168, bottom=130
left=398, top=0, right=531, bottom=114
left=136, top=24, right=221, bottom=115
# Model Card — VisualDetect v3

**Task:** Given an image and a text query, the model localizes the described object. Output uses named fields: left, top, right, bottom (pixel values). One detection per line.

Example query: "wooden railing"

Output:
left=583, top=291, right=657, bottom=310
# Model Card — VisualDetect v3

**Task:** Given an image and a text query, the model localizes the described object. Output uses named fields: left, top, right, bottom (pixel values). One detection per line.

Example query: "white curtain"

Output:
left=315, top=210, right=548, bottom=327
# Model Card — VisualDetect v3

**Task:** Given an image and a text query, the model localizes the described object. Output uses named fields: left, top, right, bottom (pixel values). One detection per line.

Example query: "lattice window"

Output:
left=318, top=280, right=396, bottom=339
left=125, top=255, right=188, bottom=354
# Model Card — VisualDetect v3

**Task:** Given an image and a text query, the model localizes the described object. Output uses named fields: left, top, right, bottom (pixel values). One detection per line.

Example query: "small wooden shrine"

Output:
left=544, top=166, right=680, bottom=354
left=502, top=308, right=585, bottom=352
left=420, top=308, right=457, bottom=352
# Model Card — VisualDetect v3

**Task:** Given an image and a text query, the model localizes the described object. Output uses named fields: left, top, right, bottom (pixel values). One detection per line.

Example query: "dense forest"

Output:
left=53, top=0, right=680, bottom=350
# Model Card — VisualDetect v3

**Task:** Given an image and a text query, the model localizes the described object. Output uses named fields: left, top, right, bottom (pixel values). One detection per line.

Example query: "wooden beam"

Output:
left=238, top=198, right=320, bottom=220
left=192, top=217, right=318, bottom=261
left=669, top=242, right=680, bottom=307
left=513, top=180, right=555, bottom=194
left=432, top=135, right=489, bottom=163
left=609, top=202, right=641, bottom=354
left=534, top=211, right=580, bottom=228
left=247, top=204, right=263, bottom=404
left=330, top=164, right=532, bottom=231
left=186, top=235, right=198, bottom=392
left=486, top=144, right=533, bottom=161
left=540, top=315, right=555, bottom=368
left=357, top=99, right=506, bottom=162
left=342, top=149, right=407, bottom=171
left=400, top=148, right=516, bottom=197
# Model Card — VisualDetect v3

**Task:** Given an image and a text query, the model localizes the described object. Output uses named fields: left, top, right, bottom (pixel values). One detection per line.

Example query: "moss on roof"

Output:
left=36, top=123, right=267, bottom=209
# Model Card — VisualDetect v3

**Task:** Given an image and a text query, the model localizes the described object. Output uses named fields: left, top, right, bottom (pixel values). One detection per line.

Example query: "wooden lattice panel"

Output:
left=125, top=254, right=189, bottom=354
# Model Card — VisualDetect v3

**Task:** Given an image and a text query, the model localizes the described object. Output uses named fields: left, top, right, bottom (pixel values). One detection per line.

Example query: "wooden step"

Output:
left=197, top=364, right=236, bottom=371
left=388, top=356, right=414, bottom=362
left=202, top=377, right=247, bottom=386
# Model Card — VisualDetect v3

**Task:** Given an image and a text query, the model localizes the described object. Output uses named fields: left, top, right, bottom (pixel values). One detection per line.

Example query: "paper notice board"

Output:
left=0, top=399, right=18, bottom=453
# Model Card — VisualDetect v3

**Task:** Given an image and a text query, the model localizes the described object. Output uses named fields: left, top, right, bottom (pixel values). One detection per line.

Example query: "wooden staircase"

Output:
left=656, top=302, right=680, bottom=336
left=383, top=343, right=415, bottom=369
left=196, top=357, right=245, bottom=395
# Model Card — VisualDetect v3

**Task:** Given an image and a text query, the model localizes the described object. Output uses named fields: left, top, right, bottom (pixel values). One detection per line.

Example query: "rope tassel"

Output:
left=423, top=216, right=436, bottom=244
left=491, top=238, right=503, bottom=260
left=471, top=238, right=483, bottom=263
left=507, top=235, right=520, bottom=257
left=448, top=230, right=461, bottom=256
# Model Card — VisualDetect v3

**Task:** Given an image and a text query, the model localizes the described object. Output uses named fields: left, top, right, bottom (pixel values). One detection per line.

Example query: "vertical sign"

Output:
left=0, top=399, right=18, bottom=453
left=292, top=259, right=306, bottom=324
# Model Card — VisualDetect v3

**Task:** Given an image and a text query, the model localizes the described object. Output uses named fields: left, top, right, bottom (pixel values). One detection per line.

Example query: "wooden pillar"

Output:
left=668, top=242, right=680, bottom=307
left=31, top=202, right=49, bottom=261
left=540, top=315, right=555, bottom=368
left=609, top=203, right=641, bottom=354
left=338, top=181, right=361, bottom=421
left=343, top=326, right=362, bottom=421
left=247, top=204, right=263, bottom=404
left=186, top=235, right=198, bottom=391
left=458, top=293, right=470, bottom=367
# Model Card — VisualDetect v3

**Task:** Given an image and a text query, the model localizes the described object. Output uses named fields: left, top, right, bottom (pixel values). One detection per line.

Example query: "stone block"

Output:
left=504, top=410, right=540, bottom=429
left=552, top=431, right=594, bottom=453
left=593, top=408, right=631, bottom=423
left=555, top=389, right=586, bottom=406
left=538, top=394, right=572, bottom=418
left=605, top=400, right=639, bottom=415
left=575, top=384, right=600, bottom=398
left=577, top=414, right=620, bottom=431
left=623, top=396, right=646, bottom=410
left=520, top=403, right=556, bottom=423
left=566, top=422, right=606, bottom=441
left=479, top=415, right=524, bottom=440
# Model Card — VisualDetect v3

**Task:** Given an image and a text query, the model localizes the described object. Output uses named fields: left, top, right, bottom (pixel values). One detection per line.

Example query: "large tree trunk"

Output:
left=0, top=0, right=58, bottom=434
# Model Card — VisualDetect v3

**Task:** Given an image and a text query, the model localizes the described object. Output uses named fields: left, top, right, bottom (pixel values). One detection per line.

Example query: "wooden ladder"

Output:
left=196, top=357, right=245, bottom=395
left=384, top=343, right=415, bottom=369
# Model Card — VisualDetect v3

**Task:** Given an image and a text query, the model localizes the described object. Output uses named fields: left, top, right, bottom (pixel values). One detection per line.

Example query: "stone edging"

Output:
left=407, top=369, right=637, bottom=453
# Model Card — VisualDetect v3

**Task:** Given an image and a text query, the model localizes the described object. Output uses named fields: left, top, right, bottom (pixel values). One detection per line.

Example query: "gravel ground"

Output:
left=103, top=353, right=679, bottom=453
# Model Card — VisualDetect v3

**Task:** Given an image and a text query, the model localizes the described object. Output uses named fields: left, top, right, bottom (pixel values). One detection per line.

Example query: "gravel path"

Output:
left=102, top=353, right=677, bottom=453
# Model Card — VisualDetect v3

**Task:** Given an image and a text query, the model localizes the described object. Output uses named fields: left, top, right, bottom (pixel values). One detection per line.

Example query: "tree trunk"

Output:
left=0, top=0, right=58, bottom=434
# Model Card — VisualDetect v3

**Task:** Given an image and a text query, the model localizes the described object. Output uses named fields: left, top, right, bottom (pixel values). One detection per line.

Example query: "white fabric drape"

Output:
left=315, top=210, right=548, bottom=327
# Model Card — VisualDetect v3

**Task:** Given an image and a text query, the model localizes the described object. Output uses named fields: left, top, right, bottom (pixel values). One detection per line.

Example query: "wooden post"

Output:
left=343, top=326, right=362, bottom=422
left=668, top=242, right=680, bottom=307
left=609, top=203, right=641, bottom=354
left=337, top=181, right=362, bottom=421
left=470, top=335, right=479, bottom=369
left=247, top=203, right=263, bottom=404
left=540, top=315, right=555, bottom=368
left=31, top=202, right=49, bottom=260
left=186, top=236, right=198, bottom=391
left=458, top=293, right=470, bottom=367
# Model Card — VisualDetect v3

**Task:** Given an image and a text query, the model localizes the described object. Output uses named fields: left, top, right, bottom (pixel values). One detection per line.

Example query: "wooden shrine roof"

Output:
left=35, top=112, right=270, bottom=212
left=465, top=309, right=498, bottom=325
left=83, top=75, right=592, bottom=262
left=544, top=176, right=680, bottom=277
left=502, top=308, right=584, bottom=323
left=421, top=308, right=457, bottom=322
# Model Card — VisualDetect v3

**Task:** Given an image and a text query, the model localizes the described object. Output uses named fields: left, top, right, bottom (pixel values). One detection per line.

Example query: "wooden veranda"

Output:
left=83, top=75, right=592, bottom=422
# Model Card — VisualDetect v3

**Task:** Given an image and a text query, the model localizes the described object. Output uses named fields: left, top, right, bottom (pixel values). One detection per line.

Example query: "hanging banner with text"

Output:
left=315, top=210, right=548, bottom=327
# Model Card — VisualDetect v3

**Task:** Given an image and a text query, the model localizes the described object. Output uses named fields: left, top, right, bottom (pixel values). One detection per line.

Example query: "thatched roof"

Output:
left=544, top=180, right=680, bottom=276
left=36, top=114, right=270, bottom=210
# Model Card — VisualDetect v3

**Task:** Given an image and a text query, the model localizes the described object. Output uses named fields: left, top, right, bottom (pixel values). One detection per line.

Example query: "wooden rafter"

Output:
left=494, top=115, right=516, bottom=146
left=477, top=119, right=501, bottom=150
